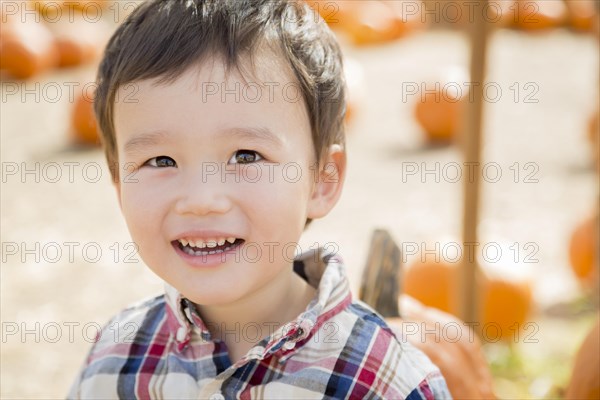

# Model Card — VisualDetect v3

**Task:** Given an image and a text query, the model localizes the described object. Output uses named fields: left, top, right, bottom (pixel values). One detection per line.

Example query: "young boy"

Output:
left=69, top=0, right=451, bottom=398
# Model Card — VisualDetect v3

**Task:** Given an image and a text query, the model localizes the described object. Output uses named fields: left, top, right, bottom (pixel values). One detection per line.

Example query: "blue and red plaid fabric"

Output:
left=68, top=248, right=451, bottom=399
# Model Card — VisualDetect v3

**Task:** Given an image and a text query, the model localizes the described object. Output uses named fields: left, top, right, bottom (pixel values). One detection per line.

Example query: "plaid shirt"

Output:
left=68, top=248, right=451, bottom=399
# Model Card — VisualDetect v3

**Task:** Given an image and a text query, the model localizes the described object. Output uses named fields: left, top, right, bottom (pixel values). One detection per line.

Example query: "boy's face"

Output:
left=112, top=55, right=345, bottom=305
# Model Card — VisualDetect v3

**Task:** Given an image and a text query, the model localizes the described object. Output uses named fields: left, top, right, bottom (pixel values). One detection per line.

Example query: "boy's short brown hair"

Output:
left=95, top=0, right=347, bottom=184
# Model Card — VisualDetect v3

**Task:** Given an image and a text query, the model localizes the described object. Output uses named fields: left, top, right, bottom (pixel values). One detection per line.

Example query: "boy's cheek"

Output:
left=236, top=163, right=315, bottom=187
left=119, top=189, right=162, bottom=226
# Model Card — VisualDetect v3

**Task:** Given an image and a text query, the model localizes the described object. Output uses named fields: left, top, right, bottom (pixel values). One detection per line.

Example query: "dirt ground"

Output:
left=1, top=24, right=599, bottom=398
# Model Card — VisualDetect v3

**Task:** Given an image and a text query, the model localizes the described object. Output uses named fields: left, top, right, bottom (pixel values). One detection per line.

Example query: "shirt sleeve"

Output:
left=66, top=364, right=84, bottom=399
left=409, top=373, right=453, bottom=400
left=398, top=339, right=453, bottom=400
left=66, top=344, right=94, bottom=400
left=64, top=295, right=167, bottom=399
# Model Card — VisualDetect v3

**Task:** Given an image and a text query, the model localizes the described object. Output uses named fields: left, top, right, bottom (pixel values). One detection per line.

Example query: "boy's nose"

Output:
left=174, top=172, right=232, bottom=216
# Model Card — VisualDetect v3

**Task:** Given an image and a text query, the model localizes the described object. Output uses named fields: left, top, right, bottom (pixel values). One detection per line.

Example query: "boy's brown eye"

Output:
left=146, top=156, right=176, bottom=168
left=231, top=150, right=262, bottom=164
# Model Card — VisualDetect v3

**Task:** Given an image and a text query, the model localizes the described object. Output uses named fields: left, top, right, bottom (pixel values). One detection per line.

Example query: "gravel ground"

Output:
left=1, top=27, right=598, bottom=398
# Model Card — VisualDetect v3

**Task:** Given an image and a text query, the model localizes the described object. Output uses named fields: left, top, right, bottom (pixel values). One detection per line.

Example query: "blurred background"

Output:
left=1, top=0, right=599, bottom=398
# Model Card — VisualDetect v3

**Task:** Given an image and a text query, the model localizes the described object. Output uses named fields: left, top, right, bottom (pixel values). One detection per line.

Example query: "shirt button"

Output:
left=209, top=392, right=225, bottom=400
left=176, top=327, right=187, bottom=342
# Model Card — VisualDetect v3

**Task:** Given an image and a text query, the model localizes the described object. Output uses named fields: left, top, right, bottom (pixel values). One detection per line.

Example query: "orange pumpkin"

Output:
left=387, top=295, right=497, bottom=399
left=384, top=1, right=426, bottom=37
left=564, top=0, right=598, bottom=32
left=402, top=259, right=532, bottom=342
left=403, top=260, right=459, bottom=314
left=568, top=213, right=599, bottom=288
left=72, top=92, right=100, bottom=146
left=486, top=0, right=518, bottom=28
left=418, top=0, right=517, bottom=29
left=31, top=0, right=108, bottom=18
left=565, top=319, right=600, bottom=399
left=510, top=0, right=567, bottom=31
left=0, top=13, right=12, bottom=72
left=589, top=109, right=599, bottom=170
left=307, top=0, right=423, bottom=45
left=342, top=1, right=403, bottom=45
left=48, top=15, right=106, bottom=67
left=414, top=77, right=466, bottom=144
left=479, top=275, right=532, bottom=341
left=305, top=0, right=353, bottom=27
left=0, top=19, right=58, bottom=79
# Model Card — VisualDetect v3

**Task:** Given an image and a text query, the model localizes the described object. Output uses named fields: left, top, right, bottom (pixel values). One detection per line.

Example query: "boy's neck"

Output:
left=194, top=264, right=317, bottom=360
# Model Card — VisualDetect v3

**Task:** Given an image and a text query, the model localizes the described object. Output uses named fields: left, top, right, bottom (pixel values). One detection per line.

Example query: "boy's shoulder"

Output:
left=301, top=297, right=451, bottom=399
left=280, top=248, right=452, bottom=398
left=67, top=294, right=170, bottom=399
left=107, top=292, right=167, bottom=323
left=78, top=293, right=170, bottom=370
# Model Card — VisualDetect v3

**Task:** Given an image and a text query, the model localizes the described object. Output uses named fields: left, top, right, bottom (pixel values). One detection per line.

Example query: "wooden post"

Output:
left=459, top=0, right=489, bottom=324
left=359, top=229, right=401, bottom=318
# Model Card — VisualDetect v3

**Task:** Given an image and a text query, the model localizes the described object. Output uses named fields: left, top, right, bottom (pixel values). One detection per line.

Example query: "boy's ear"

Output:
left=307, top=144, right=346, bottom=220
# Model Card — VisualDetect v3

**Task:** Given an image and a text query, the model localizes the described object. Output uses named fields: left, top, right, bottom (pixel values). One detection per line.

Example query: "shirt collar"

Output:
left=164, top=246, right=352, bottom=359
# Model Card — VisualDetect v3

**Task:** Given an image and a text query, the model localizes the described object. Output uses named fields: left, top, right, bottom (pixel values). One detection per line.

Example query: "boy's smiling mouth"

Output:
left=173, top=237, right=245, bottom=256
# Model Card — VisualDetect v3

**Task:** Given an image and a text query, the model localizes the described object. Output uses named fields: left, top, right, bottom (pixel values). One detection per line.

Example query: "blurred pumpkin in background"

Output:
left=509, top=0, right=567, bottom=31
left=421, top=0, right=514, bottom=28
left=330, top=1, right=401, bottom=45
left=589, top=109, right=599, bottom=170
left=1, top=0, right=110, bottom=78
left=403, top=260, right=459, bottom=314
left=48, top=14, right=108, bottom=67
left=414, top=92, right=464, bottom=144
left=478, top=273, right=533, bottom=341
left=307, top=0, right=424, bottom=45
left=387, top=295, right=497, bottom=399
left=72, top=91, right=100, bottom=146
left=30, top=0, right=108, bottom=18
left=306, top=0, right=353, bottom=28
left=346, top=1, right=425, bottom=45
left=414, top=67, right=468, bottom=144
left=0, top=17, right=59, bottom=79
left=402, top=255, right=533, bottom=342
left=564, top=0, right=598, bottom=33
left=485, top=0, right=517, bottom=28
left=568, top=213, right=600, bottom=288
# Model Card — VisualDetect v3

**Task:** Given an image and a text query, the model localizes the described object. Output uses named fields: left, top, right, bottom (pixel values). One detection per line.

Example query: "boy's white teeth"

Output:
left=179, top=237, right=242, bottom=257
left=178, top=237, right=238, bottom=249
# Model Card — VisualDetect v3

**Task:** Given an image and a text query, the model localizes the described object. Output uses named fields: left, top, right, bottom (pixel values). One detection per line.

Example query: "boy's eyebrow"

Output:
left=224, top=126, right=284, bottom=147
left=123, top=130, right=170, bottom=155
left=123, top=126, right=284, bottom=155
